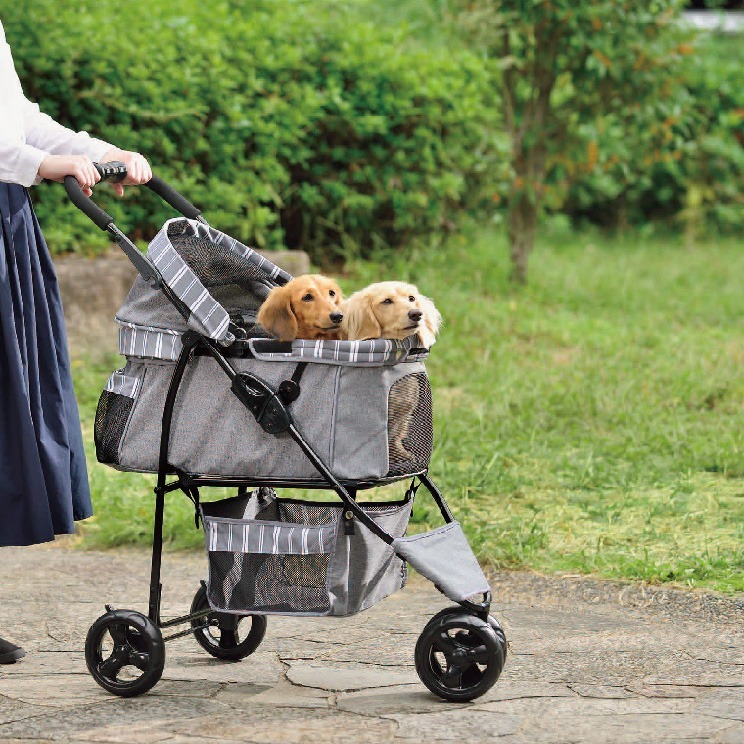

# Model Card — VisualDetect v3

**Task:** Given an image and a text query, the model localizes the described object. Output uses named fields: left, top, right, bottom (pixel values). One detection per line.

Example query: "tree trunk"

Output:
left=507, top=191, right=538, bottom=284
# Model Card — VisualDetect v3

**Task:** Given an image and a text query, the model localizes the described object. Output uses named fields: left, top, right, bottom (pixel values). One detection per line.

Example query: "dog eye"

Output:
left=329, top=290, right=335, bottom=298
left=408, top=296, right=415, bottom=302
left=302, top=293, right=313, bottom=302
left=381, top=298, right=394, bottom=305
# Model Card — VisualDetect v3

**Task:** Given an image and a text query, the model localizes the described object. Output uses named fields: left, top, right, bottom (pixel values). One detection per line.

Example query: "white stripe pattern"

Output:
left=202, top=516, right=337, bottom=556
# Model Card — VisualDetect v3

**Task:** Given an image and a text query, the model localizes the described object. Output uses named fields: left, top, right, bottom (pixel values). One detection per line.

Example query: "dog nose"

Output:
left=408, top=309, right=422, bottom=322
left=330, top=312, right=343, bottom=324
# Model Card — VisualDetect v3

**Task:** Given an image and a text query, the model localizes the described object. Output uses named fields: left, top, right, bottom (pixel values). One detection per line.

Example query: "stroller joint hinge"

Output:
left=231, top=373, right=293, bottom=435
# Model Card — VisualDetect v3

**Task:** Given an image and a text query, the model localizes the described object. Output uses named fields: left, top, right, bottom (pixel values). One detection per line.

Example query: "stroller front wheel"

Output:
left=85, top=609, right=165, bottom=697
left=415, top=609, right=506, bottom=702
left=190, top=584, right=267, bottom=661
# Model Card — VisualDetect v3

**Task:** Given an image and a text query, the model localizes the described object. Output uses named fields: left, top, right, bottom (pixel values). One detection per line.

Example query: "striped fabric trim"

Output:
left=104, top=371, right=141, bottom=398
left=204, top=517, right=336, bottom=555
left=117, top=322, right=183, bottom=361
left=147, top=221, right=231, bottom=341
left=248, top=335, right=430, bottom=366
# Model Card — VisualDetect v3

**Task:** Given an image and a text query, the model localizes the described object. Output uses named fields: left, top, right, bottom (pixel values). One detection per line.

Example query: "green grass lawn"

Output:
left=73, top=228, right=744, bottom=593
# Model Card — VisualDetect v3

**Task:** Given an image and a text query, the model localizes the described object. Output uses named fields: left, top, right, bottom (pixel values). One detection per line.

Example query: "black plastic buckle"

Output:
left=231, top=373, right=292, bottom=434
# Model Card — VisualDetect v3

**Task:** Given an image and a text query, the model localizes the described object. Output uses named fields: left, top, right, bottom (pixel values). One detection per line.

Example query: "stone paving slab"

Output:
left=0, top=542, right=741, bottom=743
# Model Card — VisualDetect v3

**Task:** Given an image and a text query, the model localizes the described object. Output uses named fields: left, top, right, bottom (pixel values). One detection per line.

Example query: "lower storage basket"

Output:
left=201, top=490, right=413, bottom=617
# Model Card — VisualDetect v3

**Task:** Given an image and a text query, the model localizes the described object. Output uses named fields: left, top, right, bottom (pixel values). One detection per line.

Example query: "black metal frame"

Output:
left=64, top=170, right=491, bottom=641
left=145, top=330, right=490, bottom=635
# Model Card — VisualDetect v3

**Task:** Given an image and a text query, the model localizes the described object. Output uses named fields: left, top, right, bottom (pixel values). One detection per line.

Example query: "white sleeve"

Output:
left=22, top=97, right=114, bottom=164
left=0, top=136, right=49, bottom=188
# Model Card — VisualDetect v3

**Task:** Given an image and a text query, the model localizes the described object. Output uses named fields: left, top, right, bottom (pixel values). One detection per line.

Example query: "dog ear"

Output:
left=416, top=295, right=442, bottom=348
left=257, top=285, right=298, bottom=341
left=343, top=293, right=382, bottom=340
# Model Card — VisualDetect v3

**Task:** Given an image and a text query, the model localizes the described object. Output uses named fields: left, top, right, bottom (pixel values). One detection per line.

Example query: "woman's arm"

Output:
left=22, top=97, right=112, bottom=168
left=24, top=100, right=153, bottom=194
left=0, top=135, right=49, bottom=187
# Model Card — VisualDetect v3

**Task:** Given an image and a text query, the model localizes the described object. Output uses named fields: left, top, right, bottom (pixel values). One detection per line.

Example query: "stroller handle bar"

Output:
left=63, top=163, right=204, bottom=287
left=63, top=163, right=202, bottom=231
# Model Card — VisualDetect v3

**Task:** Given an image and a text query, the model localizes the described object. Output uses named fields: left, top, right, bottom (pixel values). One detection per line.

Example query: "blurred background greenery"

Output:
left=1, top=0, right=740, bottom=591
left=2, top=0, right=742, bottom=273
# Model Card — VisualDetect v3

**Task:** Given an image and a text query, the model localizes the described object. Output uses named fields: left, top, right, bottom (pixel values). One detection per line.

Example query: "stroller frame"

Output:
left=66, top=166, right=506, bottom=701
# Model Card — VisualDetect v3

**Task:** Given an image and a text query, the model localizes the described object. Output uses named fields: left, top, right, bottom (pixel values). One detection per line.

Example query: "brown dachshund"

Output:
left=257, top=275, right=344, bottom=341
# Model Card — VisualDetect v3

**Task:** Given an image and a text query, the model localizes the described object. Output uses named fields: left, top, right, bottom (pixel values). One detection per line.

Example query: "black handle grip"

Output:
left=63, top=175, right=114, bottom=231
left=146, top=176, right=201, bottom=220
left=94, top=161, right=127, bottom=183
left=64, top=166, right=201, bottom=230
left=63, top=161, right=127, bottom=230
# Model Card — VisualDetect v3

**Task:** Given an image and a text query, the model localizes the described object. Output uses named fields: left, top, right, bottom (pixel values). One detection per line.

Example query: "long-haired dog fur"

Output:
left=341, top=282, right=441, bottom=461
left=340, top=281, right=441, bottom=348
left=257, top=275, right=344, bottom=341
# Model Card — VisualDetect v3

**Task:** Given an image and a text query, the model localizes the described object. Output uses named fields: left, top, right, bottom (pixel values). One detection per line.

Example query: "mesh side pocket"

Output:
left=387, top=373, right=433, bottom=477
left=204, top=517, right=338, bottom=615
left=94, top=391, right=134, bottom=466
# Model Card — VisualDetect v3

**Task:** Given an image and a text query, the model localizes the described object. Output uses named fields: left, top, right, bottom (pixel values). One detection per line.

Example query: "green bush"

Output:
left=2, top=0, right=500, bottom=259
left=562, top=32, right=744, bottom=235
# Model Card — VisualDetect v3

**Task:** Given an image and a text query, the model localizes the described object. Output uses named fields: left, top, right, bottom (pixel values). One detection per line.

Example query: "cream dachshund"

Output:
left=341, top=282, right=441, bottom=462
left=257, top=275, right=344, bottom=341
left=340, top=281, right=441, bottom=348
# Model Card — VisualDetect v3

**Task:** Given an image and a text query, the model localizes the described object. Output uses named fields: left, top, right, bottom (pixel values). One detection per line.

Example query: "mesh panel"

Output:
left=94, top=391, right=134, bottom=465
left=208, top=551, right=332, bottom=614
left=167, top=221, right=268, bottom=288
left=387, top=373, right=433, bottom=477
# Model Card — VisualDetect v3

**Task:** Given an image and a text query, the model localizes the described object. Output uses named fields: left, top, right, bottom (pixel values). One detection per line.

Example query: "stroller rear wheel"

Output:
left=85, top=609, right=165, bottom=697
left=190, top=584, right=267, bottom=661
left=415, top=609, right=506, bottom=702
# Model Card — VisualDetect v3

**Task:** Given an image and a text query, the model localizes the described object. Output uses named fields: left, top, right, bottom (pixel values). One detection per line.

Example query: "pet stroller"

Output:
left=67, top=165, right=507, bottom=701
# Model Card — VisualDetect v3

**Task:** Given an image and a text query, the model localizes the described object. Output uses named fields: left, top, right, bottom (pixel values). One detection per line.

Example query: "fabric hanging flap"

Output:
left=392, top=522, right=490, bottom=603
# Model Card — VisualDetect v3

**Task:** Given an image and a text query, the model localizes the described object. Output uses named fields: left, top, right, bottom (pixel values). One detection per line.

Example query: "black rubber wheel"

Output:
left=190, top=584, right=267, bottom=661
left=415, top=610, right=506, bottom=702
left=85, top=609, right=165, bottom=697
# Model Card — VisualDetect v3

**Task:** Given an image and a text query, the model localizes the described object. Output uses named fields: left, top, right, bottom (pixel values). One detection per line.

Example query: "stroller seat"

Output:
left=95, top=218, right=434, bottom=485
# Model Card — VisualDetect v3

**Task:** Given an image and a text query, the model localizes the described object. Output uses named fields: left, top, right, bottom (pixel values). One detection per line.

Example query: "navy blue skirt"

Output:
left=0, top=183, right=92, bottom=546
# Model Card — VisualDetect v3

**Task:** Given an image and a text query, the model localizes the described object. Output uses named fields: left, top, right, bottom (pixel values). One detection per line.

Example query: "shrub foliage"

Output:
left=2, top=0, right=499, bottom=258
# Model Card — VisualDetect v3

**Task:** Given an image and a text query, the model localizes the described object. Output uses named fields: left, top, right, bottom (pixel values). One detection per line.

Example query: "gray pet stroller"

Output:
left=67, top=165, right=507, bottom=700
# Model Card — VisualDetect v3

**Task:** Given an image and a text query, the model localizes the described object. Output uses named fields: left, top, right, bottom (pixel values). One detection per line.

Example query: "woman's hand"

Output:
left=37, top=154, right=100, bottom=196
left=99, top=148, right=152, bottom=196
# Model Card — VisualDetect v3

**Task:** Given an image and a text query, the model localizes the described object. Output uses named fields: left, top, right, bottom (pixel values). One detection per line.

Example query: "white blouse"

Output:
left=0, top=20, right=112, bottom=187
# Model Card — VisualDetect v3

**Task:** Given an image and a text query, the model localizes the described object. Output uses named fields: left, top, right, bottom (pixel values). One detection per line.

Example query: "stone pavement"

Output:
left=0, top=542, right=741, bottom=743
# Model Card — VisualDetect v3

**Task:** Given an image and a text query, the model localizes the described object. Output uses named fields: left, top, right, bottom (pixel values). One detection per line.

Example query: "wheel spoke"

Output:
left=461, top=662, right=483, bottom=688
left=98, top=651, right=126, bottom=680
left=108, top=622, right=128, bottom=645
left=434, top=630, right=457, bottom=654
left=127, top=650, right=151, bottom=673
left=463, top=644, right=490, bottom=665
left=441, top=663, right=463, bottom=689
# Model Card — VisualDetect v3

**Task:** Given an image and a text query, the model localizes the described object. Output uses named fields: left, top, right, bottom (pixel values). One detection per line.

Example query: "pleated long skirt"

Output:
left=0, top=182, right=92, bottom=546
